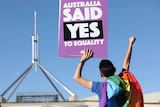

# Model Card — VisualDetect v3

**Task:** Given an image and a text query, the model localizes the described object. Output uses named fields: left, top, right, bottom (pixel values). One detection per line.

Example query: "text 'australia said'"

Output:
left=63, top=1, right=102, bottom=21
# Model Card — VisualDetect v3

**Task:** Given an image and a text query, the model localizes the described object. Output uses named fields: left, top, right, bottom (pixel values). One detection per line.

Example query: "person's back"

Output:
left=92, top=75, right=127, bottom=107
left=73, top=37, right=144, bottom=107
left=92, top=59, right=127, bottom=106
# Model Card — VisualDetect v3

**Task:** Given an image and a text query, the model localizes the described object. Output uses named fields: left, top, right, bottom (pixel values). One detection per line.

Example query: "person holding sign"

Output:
left=73, top=36, right=144, bottom=107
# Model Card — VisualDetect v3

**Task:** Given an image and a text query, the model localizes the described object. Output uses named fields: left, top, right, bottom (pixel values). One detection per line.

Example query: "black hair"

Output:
left=99, top=59, right=116, bottom=77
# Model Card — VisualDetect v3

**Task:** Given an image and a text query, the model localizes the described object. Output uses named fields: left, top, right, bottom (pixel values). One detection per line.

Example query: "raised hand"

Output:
left=129, top=36, right=136, bottom=44
left=80, top=49, right=93, bottom=62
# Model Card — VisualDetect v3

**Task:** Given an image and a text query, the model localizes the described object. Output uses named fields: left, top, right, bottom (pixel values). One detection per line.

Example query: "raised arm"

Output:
left=73, top=49, right=93, bottom=90
left=122, top=36, right=136, bottom=71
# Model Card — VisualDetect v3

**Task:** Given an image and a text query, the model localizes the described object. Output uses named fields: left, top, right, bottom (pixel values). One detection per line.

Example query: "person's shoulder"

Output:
left=92, top=81, right=106, bottom=84
left=106, top=75, right=125, bottom=87
left=107, top=75, right=121, bottom=81
left=92, top=81, right=108, bottom=87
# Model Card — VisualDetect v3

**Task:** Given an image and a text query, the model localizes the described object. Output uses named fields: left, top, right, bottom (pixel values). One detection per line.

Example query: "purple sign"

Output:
left=58, top=0, right=108, bottom=58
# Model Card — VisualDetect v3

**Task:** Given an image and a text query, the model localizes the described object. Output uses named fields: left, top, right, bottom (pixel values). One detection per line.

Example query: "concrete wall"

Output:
left=1, top=102, right=160, bottom=107
left=0, top=101, right=98, bottom=107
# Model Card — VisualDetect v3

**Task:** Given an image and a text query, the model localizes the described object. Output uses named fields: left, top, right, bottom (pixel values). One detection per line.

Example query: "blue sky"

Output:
left=0, top=0, right=160, bottom=102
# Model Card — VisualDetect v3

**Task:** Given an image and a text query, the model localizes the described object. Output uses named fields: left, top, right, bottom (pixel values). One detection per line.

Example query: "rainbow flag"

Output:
left=97, top=71, right=144, bottom=107
left=118, top=71, right=144, bottom=107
